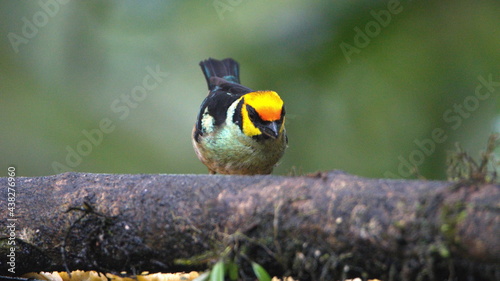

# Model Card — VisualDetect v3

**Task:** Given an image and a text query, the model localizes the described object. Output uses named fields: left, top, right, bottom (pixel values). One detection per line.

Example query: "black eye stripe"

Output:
left=246, top=104, right=262, bottom=122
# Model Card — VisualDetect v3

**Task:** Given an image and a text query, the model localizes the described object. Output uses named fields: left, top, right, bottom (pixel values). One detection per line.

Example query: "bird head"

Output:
left=240, top=91, right=285, bottom=139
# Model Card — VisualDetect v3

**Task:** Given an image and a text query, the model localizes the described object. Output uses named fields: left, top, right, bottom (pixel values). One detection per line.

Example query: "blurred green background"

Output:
left=1, top=0, right=499, bottom=179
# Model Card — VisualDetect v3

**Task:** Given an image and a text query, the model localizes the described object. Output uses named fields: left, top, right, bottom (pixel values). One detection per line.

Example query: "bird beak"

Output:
left=260, top=121, right=280, bottom=139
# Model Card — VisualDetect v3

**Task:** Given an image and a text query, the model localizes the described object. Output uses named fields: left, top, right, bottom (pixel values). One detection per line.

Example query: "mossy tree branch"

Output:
left=0, top=171, right=498, bottom=280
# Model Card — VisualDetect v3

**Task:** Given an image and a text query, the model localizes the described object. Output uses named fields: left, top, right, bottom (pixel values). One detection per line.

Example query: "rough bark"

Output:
left=0, top=171, right=498, bottom=280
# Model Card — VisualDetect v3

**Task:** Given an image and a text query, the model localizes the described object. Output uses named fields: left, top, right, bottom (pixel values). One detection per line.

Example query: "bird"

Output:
left=192, top=58, right=287, bottom=175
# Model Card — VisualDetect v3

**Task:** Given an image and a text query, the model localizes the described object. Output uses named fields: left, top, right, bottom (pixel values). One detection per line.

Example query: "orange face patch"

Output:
left=243, top=91, right=284, bottom=121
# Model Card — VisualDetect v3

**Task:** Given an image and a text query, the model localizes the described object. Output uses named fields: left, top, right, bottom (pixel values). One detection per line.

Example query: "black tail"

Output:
left=199, top=58, right=240, bottom=90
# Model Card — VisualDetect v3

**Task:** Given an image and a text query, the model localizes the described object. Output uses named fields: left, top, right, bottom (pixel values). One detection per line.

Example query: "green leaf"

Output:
left=210, top=260, right=225, bottom=281
left=252, top=262, right=272, bottom=281
left=227, top=261, right=239, bottom=280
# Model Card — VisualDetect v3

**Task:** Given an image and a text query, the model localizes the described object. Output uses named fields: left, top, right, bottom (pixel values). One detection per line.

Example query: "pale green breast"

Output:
left=198, top=121, right=286, bottom=174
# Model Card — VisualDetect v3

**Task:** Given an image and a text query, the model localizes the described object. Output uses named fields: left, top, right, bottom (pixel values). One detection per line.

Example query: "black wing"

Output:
left=194, top=58, right=254, bottom=142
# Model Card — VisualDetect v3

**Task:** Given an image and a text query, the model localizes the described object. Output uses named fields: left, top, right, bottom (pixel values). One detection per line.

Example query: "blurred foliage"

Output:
left=1, top=0, right=499, bottom=179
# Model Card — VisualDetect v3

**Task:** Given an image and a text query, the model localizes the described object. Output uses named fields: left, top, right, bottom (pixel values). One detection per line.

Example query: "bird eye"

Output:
left=281, top=106, right=286, bottom=118
left=246, top=105, right=261, bottom=123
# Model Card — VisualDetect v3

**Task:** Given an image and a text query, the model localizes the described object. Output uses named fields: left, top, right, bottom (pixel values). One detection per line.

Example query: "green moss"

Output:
left=440, top=202, right=469, bottom=244
left=446, top=134, right=499, bottom=184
